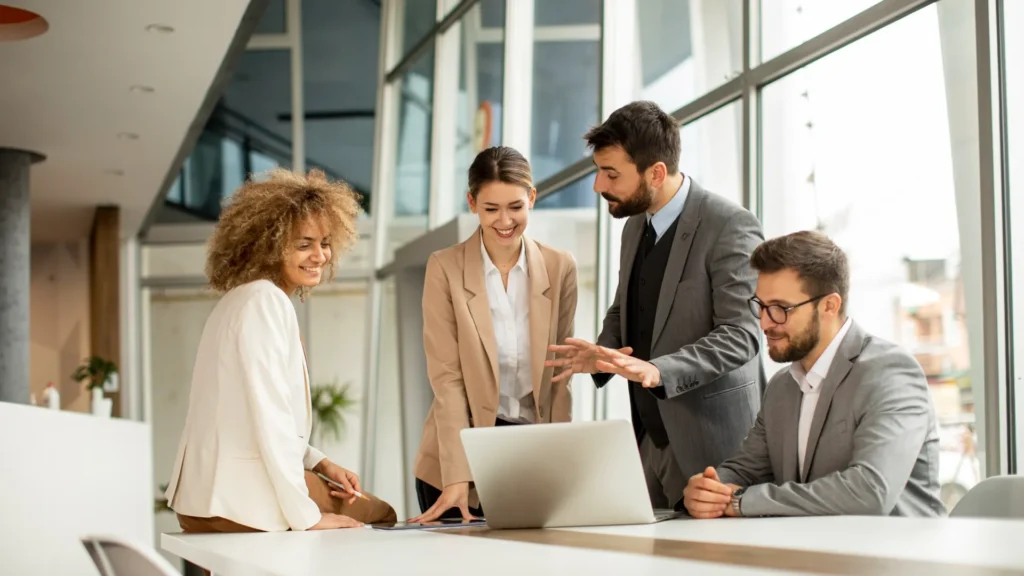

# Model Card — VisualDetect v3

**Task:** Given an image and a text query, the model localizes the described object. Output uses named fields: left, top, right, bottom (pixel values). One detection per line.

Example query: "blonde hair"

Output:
left=205, top=168, right=362, bottom=295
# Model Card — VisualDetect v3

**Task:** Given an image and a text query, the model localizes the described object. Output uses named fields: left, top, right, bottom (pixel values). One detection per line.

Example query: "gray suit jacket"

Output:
left=717, top=321, right=946, bottom=517
left=595, top=180, right=766, bottom=479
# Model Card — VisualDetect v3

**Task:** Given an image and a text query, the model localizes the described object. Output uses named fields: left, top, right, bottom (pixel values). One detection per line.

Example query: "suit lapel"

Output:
left=618, top=216, right=645, bottom=343
left=463, top=228, right=500, bottom=388
left=800, top=322, right=865, bottom=480
left=525, top=238, right=552, bottom=405
left=651, top=182, right=704, bottom=348
left=780, top=375, right=802, bottom=483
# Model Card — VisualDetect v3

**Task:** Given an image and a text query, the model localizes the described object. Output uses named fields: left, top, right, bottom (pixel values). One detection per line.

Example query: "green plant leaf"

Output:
left=309, top=380, right=358, bottom=445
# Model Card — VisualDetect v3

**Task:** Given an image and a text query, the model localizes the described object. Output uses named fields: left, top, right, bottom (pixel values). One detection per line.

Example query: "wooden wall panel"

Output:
left=89, top=206, right=120, bottom=417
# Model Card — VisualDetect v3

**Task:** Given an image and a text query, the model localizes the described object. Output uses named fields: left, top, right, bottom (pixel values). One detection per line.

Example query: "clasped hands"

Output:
left=545, top=338, right=662, bottom=388
left=683, top=467, right=743, bottom=519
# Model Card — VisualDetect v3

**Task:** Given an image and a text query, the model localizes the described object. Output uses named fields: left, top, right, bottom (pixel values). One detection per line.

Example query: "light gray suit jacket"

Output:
left=595, top=180, right=766, bottom=479
left=717, top=321, right=946, bottom=517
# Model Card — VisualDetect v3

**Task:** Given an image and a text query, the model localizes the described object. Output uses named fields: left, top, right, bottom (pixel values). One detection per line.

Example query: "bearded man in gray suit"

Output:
left=683, top=231, right=945, bottom=518
left=547, top=101, right=766, bottom=509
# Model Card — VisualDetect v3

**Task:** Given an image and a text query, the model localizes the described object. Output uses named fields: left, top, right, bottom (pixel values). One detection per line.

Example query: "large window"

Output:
left=531, top=1, right=601, bottom=181
left=454, top=0, right=505, bottom=214
left=761, top=4, right=981, bottom=509
left=397, top=0, right=437, bottom=57
left=679, top=100, right=742, bottom=206
left=388, top=48, right=435, bottom=262
left=302, top=0, right=380, bottom=209
left=635, top=0, right=742, bottom=112
left=760, top=0, right=883, bottom=62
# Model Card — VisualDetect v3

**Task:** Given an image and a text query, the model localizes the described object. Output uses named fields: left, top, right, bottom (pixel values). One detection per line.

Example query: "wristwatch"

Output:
left=730, top=487, right=746, bottom=516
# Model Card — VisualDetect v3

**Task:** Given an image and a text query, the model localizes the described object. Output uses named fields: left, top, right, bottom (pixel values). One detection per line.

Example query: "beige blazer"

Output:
left=414, top=229, right=578, bottom=495
left=165, top=280, right=327, bottom=532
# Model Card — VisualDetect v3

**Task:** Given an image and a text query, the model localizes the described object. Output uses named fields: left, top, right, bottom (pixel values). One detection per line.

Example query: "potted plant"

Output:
left=71, top=356, right=118, bottom=417
left=310, top=380, right=357, bottom=447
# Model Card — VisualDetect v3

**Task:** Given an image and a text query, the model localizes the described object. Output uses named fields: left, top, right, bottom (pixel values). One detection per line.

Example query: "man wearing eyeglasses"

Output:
left=682, top=230, right=945, bottom=518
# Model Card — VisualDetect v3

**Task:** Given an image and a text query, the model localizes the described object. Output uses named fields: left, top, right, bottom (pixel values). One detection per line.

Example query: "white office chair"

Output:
left=949, top=475, right=1024, bottom=519
left=80, top=535, right=182, bottom=576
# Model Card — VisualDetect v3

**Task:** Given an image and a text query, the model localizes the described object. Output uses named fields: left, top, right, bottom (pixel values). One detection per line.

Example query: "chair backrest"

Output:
left=949, top=475, right=1024, bottom=519
left=80, top=535, right=181, bottom=576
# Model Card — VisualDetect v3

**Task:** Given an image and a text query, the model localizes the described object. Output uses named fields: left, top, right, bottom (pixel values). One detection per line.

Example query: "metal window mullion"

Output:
left=362, top=0, right=402, bottom=486
left=501, top=0, right=534, bottom=157
left=743, top=0, right=761, bottom=219
left=748, top=0, right=935, bottom=89
left=289, top=0, right=305, bottom=173
left=428, top=2, right=460, bottom=229
left=974, top=0, right=1010, bottom=477
left=993, top=0, right=1018, bottom=474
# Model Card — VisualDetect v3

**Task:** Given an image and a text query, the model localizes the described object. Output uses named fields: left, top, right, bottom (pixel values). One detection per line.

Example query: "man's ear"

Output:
left=824, top=293, right=843, bottom=316
left=648, top=162, right=668, bottom=188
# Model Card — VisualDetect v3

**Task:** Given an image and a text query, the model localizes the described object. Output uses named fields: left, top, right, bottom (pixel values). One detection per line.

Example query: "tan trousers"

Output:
left=177, top=470, right=397, bottom=533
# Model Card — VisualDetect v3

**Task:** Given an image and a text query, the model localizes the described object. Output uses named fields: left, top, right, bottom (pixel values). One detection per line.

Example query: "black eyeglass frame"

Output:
left=748, top=294, right=829, bottom=324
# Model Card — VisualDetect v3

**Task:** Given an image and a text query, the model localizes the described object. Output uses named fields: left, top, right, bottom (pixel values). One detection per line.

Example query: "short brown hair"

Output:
left=750, top=231, right=850, bottom=315
left=205, top=168, right=362, bottom=294
left=584, top=101, right=681, bottom=174
left=467, top=146, right=533, bottom=199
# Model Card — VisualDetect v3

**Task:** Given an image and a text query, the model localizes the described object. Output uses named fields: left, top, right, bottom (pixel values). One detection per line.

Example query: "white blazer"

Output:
left=165, top=279, right=326, bottom=531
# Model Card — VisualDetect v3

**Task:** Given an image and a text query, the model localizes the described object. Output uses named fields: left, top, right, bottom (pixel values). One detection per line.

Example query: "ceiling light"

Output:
left=145, top=23, right=174, bottom=34
left=129, top=84, right=155, bottom=94
left=117, top=132, right=139, bottom=141
left=0, top=5, right=49, bottom=42
left=104, top=169, right=125, bottom=176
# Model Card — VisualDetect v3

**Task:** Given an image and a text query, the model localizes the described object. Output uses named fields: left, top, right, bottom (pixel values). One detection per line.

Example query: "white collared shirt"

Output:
left=790, top=317, right=853, bottom=479
left=645, top=174, right=691, bottom=243
left=480, top=237, right=535, bottom=423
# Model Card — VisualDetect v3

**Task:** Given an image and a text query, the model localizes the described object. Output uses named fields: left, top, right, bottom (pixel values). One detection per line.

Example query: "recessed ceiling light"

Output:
left=0, top=5, right=49, bottom=42
left=129, top=84, right=155, bottom=94
left=117, top=132, right=139, bottom=140
left=145, top=23, right=174, bottom=34
left=104, top=169, right=125, bottom=176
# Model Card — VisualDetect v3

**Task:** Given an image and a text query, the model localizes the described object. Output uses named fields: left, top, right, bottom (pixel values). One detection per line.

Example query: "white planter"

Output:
left=90, top=388, right=111, bottom=418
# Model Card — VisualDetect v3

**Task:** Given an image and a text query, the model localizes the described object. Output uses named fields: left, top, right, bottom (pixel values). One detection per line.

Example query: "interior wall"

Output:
left=30, top=240, right=91, bottom=412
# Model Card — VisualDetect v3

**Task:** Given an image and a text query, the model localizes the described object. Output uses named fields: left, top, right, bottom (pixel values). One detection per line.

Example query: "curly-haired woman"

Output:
left=165, top=168, right=396, bottom=533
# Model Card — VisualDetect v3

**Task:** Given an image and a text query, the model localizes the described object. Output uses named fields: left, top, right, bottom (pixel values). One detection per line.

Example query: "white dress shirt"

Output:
left=480, top=238, right=535, bottom=423
left=790, top=317, right=853, bottom=480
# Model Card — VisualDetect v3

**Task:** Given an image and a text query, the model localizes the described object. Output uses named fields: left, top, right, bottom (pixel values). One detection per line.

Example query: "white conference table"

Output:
left=163, top=516, right=1024, bottom=575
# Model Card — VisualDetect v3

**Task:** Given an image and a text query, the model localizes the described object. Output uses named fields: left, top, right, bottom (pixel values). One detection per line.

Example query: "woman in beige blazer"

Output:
left=410, top=146, right=578, bottom=523
left=165, top=168, right=395, bottom=533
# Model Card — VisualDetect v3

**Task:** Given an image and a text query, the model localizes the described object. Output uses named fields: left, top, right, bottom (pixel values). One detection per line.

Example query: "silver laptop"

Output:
left=460, top=419, right=684, bottom=529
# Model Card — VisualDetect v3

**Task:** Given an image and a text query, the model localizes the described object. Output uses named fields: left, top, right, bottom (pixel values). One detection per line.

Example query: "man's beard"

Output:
left=767, top=309, right=821, bottom=363
left=602, top=181, right=655, bottom=218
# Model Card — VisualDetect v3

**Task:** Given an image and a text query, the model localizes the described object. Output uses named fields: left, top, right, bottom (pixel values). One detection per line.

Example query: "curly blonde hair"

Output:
left=206, top=168, right=362, bottom=295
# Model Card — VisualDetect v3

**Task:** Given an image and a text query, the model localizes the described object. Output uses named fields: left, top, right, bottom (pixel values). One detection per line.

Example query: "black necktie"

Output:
left=644, top=221, right=658, bottom=255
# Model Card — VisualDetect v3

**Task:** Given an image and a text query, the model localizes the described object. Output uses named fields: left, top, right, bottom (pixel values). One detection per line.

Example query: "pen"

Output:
left=316, top=472, right=370, bottom=500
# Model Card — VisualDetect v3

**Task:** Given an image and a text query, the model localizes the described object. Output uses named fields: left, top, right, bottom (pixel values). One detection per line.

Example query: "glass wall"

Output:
left=634, top=0, right=743, bottom=112
left=453, top=0, right=505, bottom=214
left=1005, top=0, right=1024, bottom=468
left=761, top=3, right=980, bottom=508
left=679, top=100, right=742, bottom=205
left=138, top=0, right=1024, bottom=527
left=388, top=48, right=435, bottom=262
left=531, top=1, right=601, bottom=181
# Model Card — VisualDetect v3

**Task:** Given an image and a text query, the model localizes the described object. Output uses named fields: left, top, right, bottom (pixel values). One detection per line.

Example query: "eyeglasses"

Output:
left=748, top=295, right=827, bottom=324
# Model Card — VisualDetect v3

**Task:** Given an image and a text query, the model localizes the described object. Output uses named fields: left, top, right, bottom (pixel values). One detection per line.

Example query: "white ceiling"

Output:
left=0, top=0, right=255, bottom=242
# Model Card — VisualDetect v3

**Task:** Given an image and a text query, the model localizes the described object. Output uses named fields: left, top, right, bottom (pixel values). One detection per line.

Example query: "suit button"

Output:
left=640, top=279, right=646, bottom=286
left=640, top=305, right=645, bottom=312
left=640, top=330, right=646, bottom=338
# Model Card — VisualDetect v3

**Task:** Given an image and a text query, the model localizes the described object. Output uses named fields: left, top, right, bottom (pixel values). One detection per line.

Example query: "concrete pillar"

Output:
left=0, top=148, right=44, bottom=404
